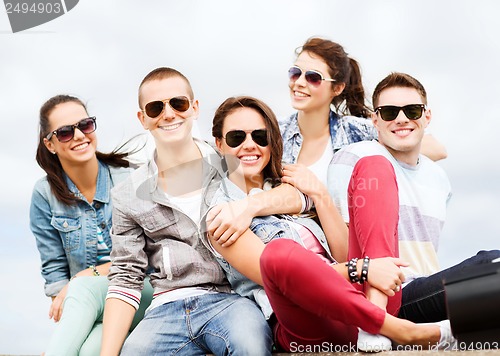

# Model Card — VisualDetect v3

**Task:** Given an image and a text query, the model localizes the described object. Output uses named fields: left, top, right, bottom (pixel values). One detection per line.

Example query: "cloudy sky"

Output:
left=1, top=1, right=500, bottom=353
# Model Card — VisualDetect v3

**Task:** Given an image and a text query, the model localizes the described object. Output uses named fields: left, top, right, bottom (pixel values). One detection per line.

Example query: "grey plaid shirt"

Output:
left=107, top=140, right=231, bottom=309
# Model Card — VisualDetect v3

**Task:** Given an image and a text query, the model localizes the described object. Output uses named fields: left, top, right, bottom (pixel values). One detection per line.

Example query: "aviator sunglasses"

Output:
left=46, top=117, right=97, bottom=142
left=288, top=66, right=336, bottom=86
left=375, top=104, right=426, bottom=121
left=143, top=96, right=192, bottom=118
left=223, top=129, right=269, bottom=148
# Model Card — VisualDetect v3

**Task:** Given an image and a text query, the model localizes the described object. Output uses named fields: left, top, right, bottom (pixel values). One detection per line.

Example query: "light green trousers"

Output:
left=45, top=276, right=153, bottom=356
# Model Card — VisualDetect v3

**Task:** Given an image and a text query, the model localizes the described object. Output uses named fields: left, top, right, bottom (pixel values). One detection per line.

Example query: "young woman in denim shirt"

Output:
left=30, top=95, right=152, bottom=355
left=205, top=96, right=456, bottom=352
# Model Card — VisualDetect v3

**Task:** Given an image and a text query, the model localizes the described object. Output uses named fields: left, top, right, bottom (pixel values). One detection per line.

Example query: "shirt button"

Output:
left=100, top=222, right=106, bottom=229
left=94, top=202, right=101, bottom=209
left=63, top=221, right=69, bottom=228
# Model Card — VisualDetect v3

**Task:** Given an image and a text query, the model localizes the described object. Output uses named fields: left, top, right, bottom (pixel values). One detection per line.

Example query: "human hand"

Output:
left=206, top=199, right=253, bottom=247
left=366, top=257, right=409, bottom=297
left=49, top=283, right=69, bottom=322
left=281, top=164, right=327, bottom=199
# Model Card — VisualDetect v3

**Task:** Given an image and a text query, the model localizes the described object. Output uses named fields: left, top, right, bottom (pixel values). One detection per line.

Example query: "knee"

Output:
left=260, top=239, right=296, bottom=274
left=66, top=276, right=107, bottom=309
left=352, top=156, right=395, bottom=181
left=476, top=249, right=500, bottom=263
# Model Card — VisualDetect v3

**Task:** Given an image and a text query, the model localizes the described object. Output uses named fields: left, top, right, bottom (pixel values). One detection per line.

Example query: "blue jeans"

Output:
left=399, top=250, right=500, bottom=323
left=121, top=292, right=272, bottom=356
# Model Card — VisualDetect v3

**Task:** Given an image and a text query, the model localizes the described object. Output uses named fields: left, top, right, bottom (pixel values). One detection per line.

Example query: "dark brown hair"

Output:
left=212, top=96, right=283, bottom=184
left=36, top=94, right=139, bottom=205
left=138, top=67, right=194, bottom=108
left=298, top=37, right=370, bottom=118
left=372, top=72, right=428, bottom=108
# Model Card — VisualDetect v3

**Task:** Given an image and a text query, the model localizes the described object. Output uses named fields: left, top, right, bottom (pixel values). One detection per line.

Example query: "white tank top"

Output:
left=307, top=139, right=333, bottom=187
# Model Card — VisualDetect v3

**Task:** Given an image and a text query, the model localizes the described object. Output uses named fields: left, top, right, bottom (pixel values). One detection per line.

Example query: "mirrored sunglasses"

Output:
left=288, top=66, right=335, bottom=86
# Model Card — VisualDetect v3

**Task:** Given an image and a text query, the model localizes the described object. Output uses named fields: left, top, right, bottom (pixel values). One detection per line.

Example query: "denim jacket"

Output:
left=202, top=177, right=335, bottom=319
left=106, top=140, right=232, bottom=310
left=30, top=161, right=131, bottom=297
left=279, top=110, right=377, bottom=165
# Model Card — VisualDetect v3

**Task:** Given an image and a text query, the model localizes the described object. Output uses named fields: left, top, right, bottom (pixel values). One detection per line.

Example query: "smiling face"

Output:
left=372, top=86, right=431, bottom=165
left=43, top=101, right=98, bottom=167
left=138, top=76, right=199, bottom=148
left=216, top=107, right=271, bottom=192
left=289, top=51, right=343, bottom=114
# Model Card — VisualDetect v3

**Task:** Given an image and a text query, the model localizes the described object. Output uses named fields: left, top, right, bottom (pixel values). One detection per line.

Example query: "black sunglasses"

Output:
left=143, top=96, right=192, bottom=118
left=288, top=66, right=335, bottom=87
left=46, top=117, right=97, bottom=142
left=375, top=104, right=426, bottom=121
left=224, top=129, right=269, bottom=148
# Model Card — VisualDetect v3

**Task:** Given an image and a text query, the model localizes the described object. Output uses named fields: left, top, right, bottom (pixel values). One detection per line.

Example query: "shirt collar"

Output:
left=146, top=138, right=225, bottom=194
left=65, top=160, right=111, bottom=203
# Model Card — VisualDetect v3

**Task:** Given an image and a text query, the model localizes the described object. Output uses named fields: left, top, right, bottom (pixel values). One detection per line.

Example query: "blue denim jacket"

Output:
left=279, top=110, right=377, bottom=165
left=204, top=178, right=334, bottom=319
left=30, top=160, right=131, bottom=297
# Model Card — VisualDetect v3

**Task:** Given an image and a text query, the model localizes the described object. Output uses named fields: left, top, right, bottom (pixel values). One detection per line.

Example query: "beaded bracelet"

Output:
left=89, top=265, right=100, bottom=276
left=346, top=258, right=360, bottom=284
left=360, top=256, right=370, bottom=283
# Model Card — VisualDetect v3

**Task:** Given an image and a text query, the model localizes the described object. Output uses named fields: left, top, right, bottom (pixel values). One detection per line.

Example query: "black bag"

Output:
left=444, top=261, right=500, bottom=344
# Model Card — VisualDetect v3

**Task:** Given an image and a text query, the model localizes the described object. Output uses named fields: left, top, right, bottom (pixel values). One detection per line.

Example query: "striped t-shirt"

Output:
left=96, top=226, right=111, bottom=264
left=328, top=140, right=452, bottom=282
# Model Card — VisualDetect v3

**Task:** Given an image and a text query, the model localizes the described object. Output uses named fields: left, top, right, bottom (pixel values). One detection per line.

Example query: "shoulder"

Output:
left=418, top=155, right=450, bottom=182
left=336, top=115, right=375, bottom=134
left=278, top=113, right=297, bottom=134
left=329, top=113, right=377, bottom=149
left=33, top=175, right=49, bottom=191
left=332, top=140, right=381, bottom=165
left=211, top=178, right=245, bottom=206
left=111, top=164, right=147, bottom=197
left=31, top=176, right=51, bottom=199
left=108, top=165, right=133, bottom=184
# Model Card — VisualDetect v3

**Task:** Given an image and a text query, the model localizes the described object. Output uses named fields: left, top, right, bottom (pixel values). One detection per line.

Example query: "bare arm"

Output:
left=421, top=134, right=447, bottom=161
left=100, top=298, right=136, bottom=356
left=209, top=228, right=266, bottom=285
left=310, top=188, right=348, bottom=263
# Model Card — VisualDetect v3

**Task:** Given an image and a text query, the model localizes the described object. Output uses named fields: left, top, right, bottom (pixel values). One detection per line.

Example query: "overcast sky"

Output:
left=1, top=1, right=500, bottom=354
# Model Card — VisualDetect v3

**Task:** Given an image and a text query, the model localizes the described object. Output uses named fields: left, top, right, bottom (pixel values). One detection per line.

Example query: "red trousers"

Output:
left=347, top=155, right=401, bottom=315
left=260, top=155, right=400, bottom=351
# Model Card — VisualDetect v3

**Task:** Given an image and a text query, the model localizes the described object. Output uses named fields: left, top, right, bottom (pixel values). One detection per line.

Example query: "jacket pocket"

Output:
left=51, top=216, right=81, bottom=252
left=139, top=206, right=179, bottom=241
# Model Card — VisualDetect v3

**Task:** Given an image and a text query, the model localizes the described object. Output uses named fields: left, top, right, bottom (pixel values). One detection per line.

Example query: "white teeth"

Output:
left=395, top=129, right=412, bottom=135
left=72, top=143, right=88, bottom=151
left=160, top=123, right=181, bottom=131
left=240, top=156, right=258, bottom=161
left=294, top=91, right=308, bottom=97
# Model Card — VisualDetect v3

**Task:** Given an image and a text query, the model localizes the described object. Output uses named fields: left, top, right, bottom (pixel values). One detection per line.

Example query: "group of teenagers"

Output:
left=30, top=37, right=500, bottom=355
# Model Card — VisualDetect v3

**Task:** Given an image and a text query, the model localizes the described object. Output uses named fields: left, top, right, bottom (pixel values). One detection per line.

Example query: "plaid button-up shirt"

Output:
left=279, top=110, right=377, bottom=165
